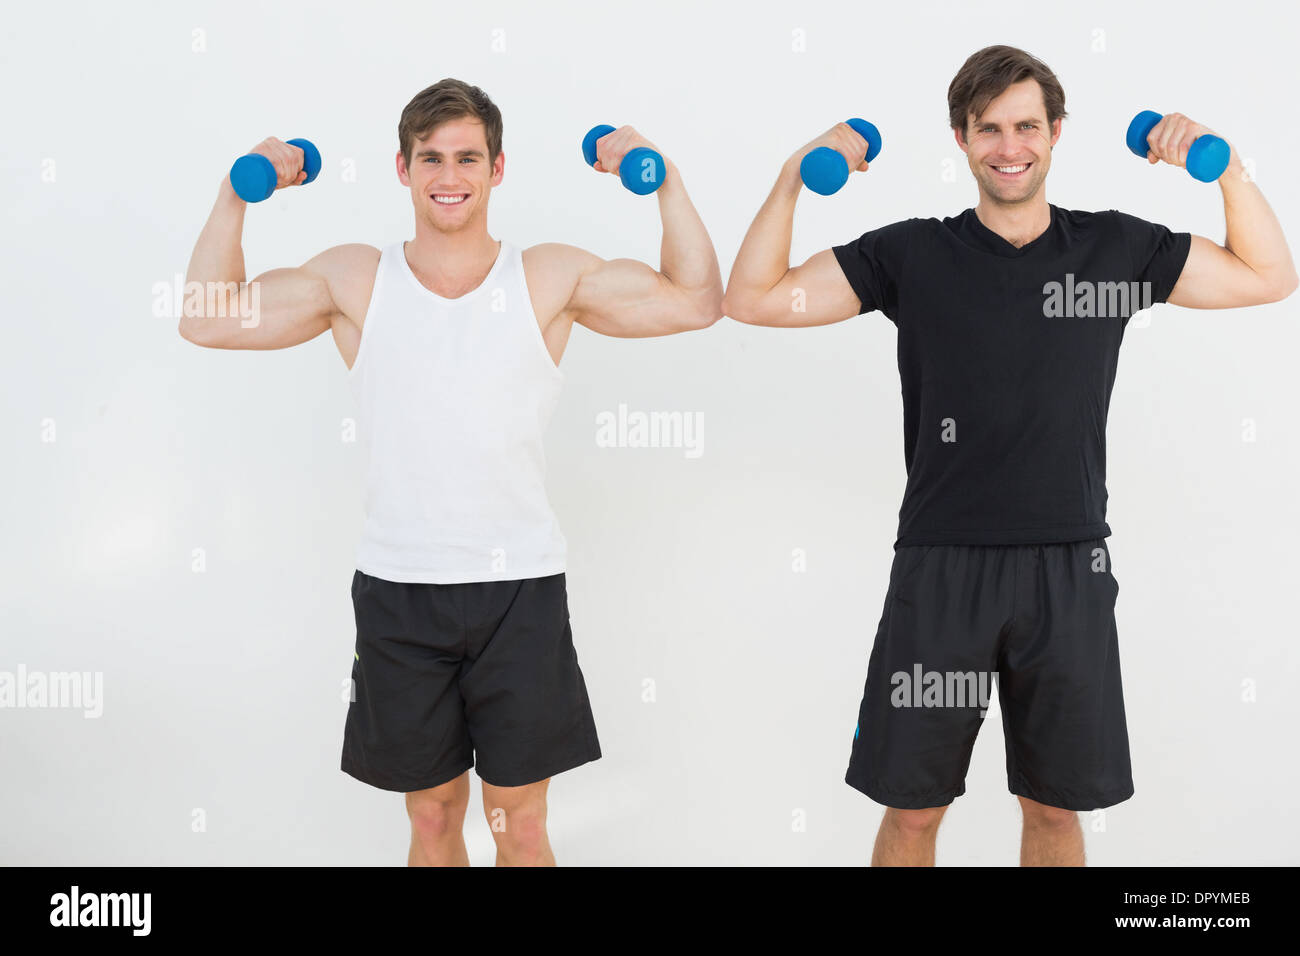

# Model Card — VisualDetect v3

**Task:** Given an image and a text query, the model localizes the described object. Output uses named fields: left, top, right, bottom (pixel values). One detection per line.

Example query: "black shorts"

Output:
left=341, top=569, right=601, bottom=792
left=846, top=538, right=1133, bottom=811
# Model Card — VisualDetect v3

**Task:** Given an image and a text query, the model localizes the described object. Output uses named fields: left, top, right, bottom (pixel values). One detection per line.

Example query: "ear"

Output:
left=953, top=124, right=970, bottom=154
left=396, top=149, right=411, bottom=188
left=491, top=149, right=505, bottom=187
left=1049, top=117, right=1063, bottom=149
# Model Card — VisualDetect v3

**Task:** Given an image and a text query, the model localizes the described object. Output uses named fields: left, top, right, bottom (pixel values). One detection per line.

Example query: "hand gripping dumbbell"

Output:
left=581, top=125, right=665, bottom=195
left=229, top=138, right=322, bottom=202
left=800, top=118, right=882, bottom=195
left=1125, top=111, right=1229, bottom=183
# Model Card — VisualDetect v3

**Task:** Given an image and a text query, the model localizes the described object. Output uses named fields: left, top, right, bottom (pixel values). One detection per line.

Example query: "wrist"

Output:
left=217, top=176, right=245, bottom=207
left=778, top=156, right=804, bottom=195
left=1222, top=145, right=1246, bottom=181
left=658, top=157, right=682, bottom=194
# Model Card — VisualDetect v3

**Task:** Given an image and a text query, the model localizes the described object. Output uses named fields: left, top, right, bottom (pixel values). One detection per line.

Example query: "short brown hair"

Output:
left=947, top=45, right=1067, bottom=137
left=398, top=78, right=503, bottom=170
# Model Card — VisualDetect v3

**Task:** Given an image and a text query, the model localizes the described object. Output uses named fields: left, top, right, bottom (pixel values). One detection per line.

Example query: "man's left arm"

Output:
left=1145, top=113, right=1298, bottom=308
left=559, top=126, right=723, bottom=337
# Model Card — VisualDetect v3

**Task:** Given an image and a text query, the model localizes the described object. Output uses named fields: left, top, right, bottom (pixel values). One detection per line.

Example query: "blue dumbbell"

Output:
left=1125, top=111, right=1229, bottom=184
left=229, top=138, right=322, bottom=202
left=800, top=119, right=882, bottom=196
left=581, top=125, right=666, bottom=195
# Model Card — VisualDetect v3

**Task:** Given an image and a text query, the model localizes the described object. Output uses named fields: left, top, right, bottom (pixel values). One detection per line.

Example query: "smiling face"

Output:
left=397, top=115, right=503, bottom=234
left=956, top=78, right=1060, bottom=207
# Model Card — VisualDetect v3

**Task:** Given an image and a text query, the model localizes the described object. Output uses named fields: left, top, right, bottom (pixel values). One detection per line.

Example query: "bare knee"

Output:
left=487, top=799, right=547, bottom=851
left=406, top=777, right=469, bottom=839
left=885, top=805, right=948, bottom=836
left=1018, top=796, right=1079, bottom=830
left=482, top=779, right=551, bottom=858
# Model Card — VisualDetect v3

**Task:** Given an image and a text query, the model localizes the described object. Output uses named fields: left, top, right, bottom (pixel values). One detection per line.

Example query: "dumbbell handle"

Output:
left=229, top=138, right=322, bottom=203
left=581, top=125, right=665, bottom=195
left=1125, top=111, right=1229, bottom=184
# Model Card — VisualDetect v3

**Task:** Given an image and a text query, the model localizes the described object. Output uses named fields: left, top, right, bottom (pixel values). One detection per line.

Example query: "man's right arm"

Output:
left=180, top=142, right=374, bottom=351
left=722, top=124, right=869, bottom=328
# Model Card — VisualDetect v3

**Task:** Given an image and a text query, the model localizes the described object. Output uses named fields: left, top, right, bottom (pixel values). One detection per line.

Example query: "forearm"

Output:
left=654, top=159, right=723, bottom=313
left=723, top=158, right=803, bottom=308
left=1219, top=154, right=1297, bottom=290
left=183, top=180, right=250, bottom=323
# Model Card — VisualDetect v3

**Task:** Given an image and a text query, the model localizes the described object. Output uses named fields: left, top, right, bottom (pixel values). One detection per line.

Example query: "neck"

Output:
left=973, top=195, right=1052, bottom=248
left=407, top=221, right=500, bottom=282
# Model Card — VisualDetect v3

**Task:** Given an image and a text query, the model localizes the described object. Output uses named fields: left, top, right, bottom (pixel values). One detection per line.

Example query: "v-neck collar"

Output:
left=960, top=204, right=1057, bottom=258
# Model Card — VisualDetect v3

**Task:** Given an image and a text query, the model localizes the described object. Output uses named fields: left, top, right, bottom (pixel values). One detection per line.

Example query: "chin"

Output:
left=428, top=205, right=474, bottom=226
left=985, top=181, right=1036, bottom=204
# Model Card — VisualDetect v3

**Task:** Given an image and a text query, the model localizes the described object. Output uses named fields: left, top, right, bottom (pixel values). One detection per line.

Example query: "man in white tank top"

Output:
left=181, top=79, right=722, bottom=866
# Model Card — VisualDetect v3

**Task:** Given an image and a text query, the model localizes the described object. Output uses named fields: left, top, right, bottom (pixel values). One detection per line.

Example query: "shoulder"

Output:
left=857, top=216, right=935, bottom=239
left=1056, top=207, right=1139, bottom=236
left=522, top=241, right=602, bottom=279
left=521, top=242, right=605, bottom=299
left=833, top=217, right=934, bottom=261
left=1067, top=208, right=1178, bottom=250
left=519, top=243, right=600, bottom=324
left=307, top=242, right=382, bottom=276
left=307, top=244, right=382, bottom=325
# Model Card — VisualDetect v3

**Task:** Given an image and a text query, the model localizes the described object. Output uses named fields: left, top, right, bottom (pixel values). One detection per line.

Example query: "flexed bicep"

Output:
left=568, top=253, right=717, bottom=338
left=1168, top=235, right=1294, bottom=309
left=726, top=248, right=862, bottom=328
left=180, top=245, right=377, bottom=350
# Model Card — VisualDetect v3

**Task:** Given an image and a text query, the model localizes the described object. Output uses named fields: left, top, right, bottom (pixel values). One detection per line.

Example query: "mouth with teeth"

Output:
left=991, top=162, right=1032, bottom=180
left=432, top=193, right=469, bottom=205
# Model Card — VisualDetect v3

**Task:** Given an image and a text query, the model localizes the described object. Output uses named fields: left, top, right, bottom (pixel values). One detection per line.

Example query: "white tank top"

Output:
left=347, top=239, right=567, bottom=583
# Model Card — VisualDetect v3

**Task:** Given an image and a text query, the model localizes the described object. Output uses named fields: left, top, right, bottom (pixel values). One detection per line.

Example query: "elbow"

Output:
left=696, top=293, right=725, bottom=329
left=178, top=318, right=204, bottom=346
left=679, top=291, right=724, bottom=331
left=721, top=292, right=756, bottom=325
left=720, top=292, right=739, bottom=321
left=1271, top=270, right=1300, bottom=304
left=1255, top=271, right=1299, bottom=305
left=723, top=297, right=773, bottom=326
left=180, top=317, right=215, bottom=348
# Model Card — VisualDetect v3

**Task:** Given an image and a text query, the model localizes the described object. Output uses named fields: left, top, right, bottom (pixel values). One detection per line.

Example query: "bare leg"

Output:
left=871, top=805, right=949, bottom=866
left=405, top=772, right=471, bottom=867
left=1018, top=795, right=1085, bottom=866
left=481, top=777, right=554, bottom=867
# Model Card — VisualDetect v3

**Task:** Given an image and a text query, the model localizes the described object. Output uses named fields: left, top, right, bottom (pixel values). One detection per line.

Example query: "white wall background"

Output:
left=2, top=0, right=1297, bottom=865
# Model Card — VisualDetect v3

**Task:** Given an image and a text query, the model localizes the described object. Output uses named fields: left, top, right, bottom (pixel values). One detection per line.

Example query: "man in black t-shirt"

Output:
left=723, top=45, right=1296, bottom=866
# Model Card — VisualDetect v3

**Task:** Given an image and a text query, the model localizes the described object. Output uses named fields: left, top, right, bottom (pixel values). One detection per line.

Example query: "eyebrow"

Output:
left=414, top=147, right=486, bottom=158
left=975, top=118, right=1042, bottom=127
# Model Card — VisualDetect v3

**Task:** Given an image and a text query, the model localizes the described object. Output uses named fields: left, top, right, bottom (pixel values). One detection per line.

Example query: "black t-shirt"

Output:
left=832, top=205, right=1191, bottom=549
